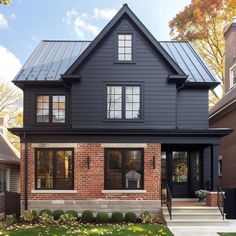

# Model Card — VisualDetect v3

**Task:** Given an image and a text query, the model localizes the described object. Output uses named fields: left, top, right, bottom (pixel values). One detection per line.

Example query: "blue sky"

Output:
left=0, top=0, right=191, bottom=82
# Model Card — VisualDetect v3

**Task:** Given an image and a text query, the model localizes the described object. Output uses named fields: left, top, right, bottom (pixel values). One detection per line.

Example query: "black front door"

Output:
left=163, top=149, right=202, bottom=198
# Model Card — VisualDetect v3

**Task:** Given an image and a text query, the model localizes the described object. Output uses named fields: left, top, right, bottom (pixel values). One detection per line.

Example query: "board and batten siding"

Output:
left=71, top=16, right=177, bottom=129
left=177, top=89, right=209, bottom=129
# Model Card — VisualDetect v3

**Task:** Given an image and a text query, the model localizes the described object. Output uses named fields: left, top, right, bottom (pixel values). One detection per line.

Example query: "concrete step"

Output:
left=163, top=212, right=223, bottom=220
left=166, top=219, right=230, bottom=226
left=162, top=206, right=220, bottom=214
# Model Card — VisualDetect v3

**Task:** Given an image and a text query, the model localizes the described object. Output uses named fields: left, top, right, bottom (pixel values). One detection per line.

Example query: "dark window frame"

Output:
left=104, top=148, right=144, bottom=190
left=35, top=148, right=74, bottom=190
left=104, top=82, right=144, bottom=122
left=114, top=31, right=136, bottom=64
left=35, top=94, right=68, bottom=125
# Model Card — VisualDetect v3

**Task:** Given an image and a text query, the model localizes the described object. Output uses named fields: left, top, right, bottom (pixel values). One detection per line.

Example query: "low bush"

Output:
left=5, top=214, right=16, bottom=225
left=96, top=212, right=109, bottom=224
left=39, top=209, right=53, bottom=216
left=20, top=210, right=37, bottom=222
left=66, top=210, right=78, bottom=219
left=81, top=210, right=93, bottom=224
left=39, top=213, right=54, bottom=225
left=140, top=211, right=153, bottom=223
left=111, top=212, right=123, bottom=223
left=124, top=212, right=137, bottom=223
left=0, top=221, right=6, bottom=230
left=59, top=213, right=77, bottom=224
left=53, top=209, right=64, bottom=220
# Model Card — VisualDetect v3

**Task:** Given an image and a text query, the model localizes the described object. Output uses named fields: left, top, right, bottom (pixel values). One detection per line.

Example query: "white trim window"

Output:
left=0, top=169, right=10, bottom=193
left=230, top=65, right=236, bottom=88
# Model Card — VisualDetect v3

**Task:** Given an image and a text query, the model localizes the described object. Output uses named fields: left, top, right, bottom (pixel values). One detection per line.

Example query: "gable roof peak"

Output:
left=65, top=4, right=185, bottom=76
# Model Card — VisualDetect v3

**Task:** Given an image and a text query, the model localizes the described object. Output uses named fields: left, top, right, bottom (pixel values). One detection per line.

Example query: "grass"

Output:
left=218, top=234, right=236, bottom=236
left=1, top=224, right=173, bottom=236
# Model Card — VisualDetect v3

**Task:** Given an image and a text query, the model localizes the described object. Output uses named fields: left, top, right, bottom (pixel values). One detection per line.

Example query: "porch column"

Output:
left=211, top=144, right=219, bottom=191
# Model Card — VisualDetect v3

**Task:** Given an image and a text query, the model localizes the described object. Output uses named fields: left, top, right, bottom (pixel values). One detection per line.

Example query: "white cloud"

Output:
left=63, top=9, right=100, bottom=38
left=0, top=13, right=8, bottom=29
left=10, top=14, right=16, bottom=20
left=93, top=8, right=117, bottom=20
left=0, top=45, right=22, bottom=82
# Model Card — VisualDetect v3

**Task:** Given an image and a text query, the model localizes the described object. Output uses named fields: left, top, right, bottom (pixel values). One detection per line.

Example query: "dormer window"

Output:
left=230, top=65, right=236, bottom=88
left=118, top=34, right=133, bottom=61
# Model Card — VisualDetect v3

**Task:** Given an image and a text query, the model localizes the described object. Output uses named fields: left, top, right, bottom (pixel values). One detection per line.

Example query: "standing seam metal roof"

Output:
left=13, top=40, right=218, bottom=84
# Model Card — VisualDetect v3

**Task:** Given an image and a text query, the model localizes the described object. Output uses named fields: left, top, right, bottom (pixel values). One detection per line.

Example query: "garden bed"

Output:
left=1, top=224, right=173, bottom=236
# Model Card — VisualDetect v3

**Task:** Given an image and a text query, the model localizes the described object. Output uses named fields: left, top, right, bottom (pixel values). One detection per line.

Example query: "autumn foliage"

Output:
left=169, top=0, right=236, bottom=103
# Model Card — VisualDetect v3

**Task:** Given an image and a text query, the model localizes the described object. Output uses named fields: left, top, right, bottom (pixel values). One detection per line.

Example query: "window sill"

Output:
left=31, top=190, right=77, bottom=194
left=101, top=190, right=146, bottom=194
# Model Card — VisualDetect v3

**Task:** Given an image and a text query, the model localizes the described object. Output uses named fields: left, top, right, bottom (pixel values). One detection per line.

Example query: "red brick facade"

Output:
left=21, top=143, right=161, bottom=201
left=206, top=192, right=218, bottom=207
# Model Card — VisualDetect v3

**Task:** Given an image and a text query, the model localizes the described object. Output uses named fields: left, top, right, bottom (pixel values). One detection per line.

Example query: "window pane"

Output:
left=125, top=86, right=141, bottom=119
left=172, top=152, right=188, bottom=183
left=36, top=150, right=53, bottom=189
left=107, top=86, right=122, bottom=119
left=105, top=150, right=122, bottom=189
left=52, top=95, right=66, bottom=123
left=125, top=150, right=142, bottom=189
left=36, top=95, right=49, bottom=123
left=118, top=34, right=132, bottom=61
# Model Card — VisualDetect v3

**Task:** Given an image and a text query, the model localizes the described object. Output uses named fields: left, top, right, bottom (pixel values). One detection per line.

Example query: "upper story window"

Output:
left=36, top=95, right=66, bottom=124
left=230, top=65, right=236, bottom=88
left=106, top=85, right=141, bottom=120
left=118, top=34, right=133, bottom=61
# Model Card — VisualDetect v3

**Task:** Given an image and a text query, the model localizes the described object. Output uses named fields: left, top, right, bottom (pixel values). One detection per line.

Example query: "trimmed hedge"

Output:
left=124, top=212, right=137, bottom=223
left=66, top=210, right=78, bottom=219
left=111, top=212, right=123, bottom=223
left=96, top=212, right=109, bottom=224
left=53, top=210, right=64, bottom=220
left=39, top=209, right=53, bottom=216
left=81, top=210, right=93, bottom=224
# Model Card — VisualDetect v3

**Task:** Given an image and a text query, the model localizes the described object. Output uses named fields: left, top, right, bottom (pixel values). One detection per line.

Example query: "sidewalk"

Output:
left=169, top=220, right=236, bottom=236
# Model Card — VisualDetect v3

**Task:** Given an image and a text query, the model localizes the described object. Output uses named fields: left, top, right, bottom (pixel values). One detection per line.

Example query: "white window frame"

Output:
left=229, top=64, right=236, bottom=88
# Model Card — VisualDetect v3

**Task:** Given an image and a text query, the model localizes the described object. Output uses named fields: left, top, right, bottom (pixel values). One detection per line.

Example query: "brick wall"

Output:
left=21, top=143, right=161, bottom=201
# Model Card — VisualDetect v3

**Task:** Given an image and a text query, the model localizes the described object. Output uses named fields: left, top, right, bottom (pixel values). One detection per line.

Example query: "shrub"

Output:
left=140, top=211, right=153, bottom=223
left=66, top=210, right=78, bottom=219
left=0, top=221, right=6, bottom=231
left=39, top=209, right=53, bottom=216
left=81, top=210, right=93, bottom=224
left=59, top=213, right=77, bottom=224
left=53, top=209, right=64, bottom=220
left=96, top=212, right=109, bottom=224
left=21, top=210, right=37, bottom=222
left=124, top=212, right=137, bottom=223
left=39, top=213, right=54, bottom=225
left=111, top=212, right=123, bottom=223
left=5, top=214, right=16, bottom=225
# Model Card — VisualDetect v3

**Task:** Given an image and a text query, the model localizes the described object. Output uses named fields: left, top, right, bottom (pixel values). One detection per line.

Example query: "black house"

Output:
left=10, top=4, right=230, bottom=216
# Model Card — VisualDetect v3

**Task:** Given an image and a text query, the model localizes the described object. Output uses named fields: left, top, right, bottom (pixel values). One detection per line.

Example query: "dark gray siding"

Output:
left=177, top=89, right=209, bottom=129
left=71, top=16, right=177, bottom=128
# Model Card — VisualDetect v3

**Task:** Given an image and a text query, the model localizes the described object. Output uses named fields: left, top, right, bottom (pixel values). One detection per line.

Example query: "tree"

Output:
left=0, top=0, right=10, bottom=5
left=0, top=81, right=22, bottom=150
left=169, top=0, right=236, bottom=105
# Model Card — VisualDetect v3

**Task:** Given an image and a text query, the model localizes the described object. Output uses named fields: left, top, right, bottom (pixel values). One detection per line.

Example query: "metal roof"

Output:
left=13, top=40, right=218, bottom=84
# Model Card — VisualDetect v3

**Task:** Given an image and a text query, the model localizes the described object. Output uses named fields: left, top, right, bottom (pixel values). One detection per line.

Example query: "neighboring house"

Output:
left=10, top=4, right=231, bottom=214
left=0, top=118, right=20, bottom=213
left=209, top=18, right=236, bottom=188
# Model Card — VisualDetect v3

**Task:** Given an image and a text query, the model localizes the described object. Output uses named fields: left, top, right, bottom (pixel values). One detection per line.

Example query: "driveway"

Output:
left=169, top=220, right=236, bottom=236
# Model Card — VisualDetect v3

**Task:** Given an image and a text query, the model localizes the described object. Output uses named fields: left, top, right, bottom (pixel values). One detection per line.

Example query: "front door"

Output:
left=162, top=148, right=202, bottom=198
left=170, top=151, right=189, bottom=198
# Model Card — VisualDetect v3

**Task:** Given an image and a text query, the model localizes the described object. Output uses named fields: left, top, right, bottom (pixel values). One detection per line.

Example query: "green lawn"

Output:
left=1, top=224, right=173, bottom=236
left=218, top=234, right=236, bottom=236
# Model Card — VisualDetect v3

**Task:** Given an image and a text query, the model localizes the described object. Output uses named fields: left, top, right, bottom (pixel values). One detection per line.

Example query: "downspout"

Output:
left=23, top=132, right=28, bottom=210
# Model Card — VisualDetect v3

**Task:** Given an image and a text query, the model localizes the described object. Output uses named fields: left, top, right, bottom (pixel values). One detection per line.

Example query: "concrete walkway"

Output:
left=169, top=220, right=236, bottom=236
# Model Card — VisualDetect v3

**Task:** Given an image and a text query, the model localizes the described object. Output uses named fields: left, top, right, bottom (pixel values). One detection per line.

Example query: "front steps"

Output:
left=162, top=206, right=230, bottom=226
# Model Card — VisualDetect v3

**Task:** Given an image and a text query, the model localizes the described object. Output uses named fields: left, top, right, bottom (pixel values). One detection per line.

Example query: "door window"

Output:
left=172, top=151, right=188, bottom=183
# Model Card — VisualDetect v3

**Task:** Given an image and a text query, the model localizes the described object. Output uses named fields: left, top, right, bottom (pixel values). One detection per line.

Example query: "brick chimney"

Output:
left=0, top=117, right=8, bottom=137
left=224, top=17, right=236, bottom=93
